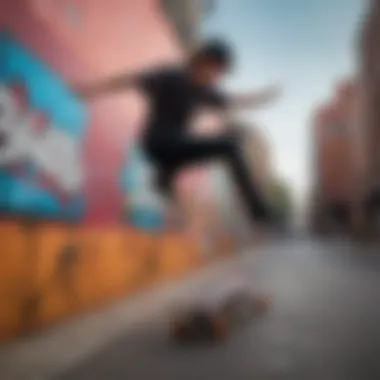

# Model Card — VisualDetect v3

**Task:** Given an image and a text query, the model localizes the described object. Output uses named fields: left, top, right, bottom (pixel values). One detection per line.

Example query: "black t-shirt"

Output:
left=137, top=67, right=227, bottom=139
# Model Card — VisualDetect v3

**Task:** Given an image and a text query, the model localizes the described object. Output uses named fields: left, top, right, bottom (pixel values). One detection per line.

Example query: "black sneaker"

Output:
left=254, top=205, right=280, bottom=227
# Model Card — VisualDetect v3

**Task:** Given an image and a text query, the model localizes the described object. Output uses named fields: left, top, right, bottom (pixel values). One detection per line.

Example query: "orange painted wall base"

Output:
left=0, top=219, right=234, bottom=341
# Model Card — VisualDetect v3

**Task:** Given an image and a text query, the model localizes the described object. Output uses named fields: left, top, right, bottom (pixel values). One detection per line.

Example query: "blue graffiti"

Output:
left=0, top=32, right=87, bottom=221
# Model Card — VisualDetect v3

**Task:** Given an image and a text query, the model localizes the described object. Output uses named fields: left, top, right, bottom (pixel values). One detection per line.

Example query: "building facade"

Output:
left=312, top=0, right=380, bottom=235
left=357, top=0, right=380, bottom=234
left=311, top=81, right=358, bottom=233
left=0, top=0, right=227, bottom=340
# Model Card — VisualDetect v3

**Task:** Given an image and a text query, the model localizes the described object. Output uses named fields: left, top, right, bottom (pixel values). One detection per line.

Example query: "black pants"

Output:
left=143, top=132, right=272, bottom=222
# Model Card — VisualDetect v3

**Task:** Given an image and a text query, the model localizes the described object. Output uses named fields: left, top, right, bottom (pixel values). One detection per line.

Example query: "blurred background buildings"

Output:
left=310, top=0, right=380, bottom=238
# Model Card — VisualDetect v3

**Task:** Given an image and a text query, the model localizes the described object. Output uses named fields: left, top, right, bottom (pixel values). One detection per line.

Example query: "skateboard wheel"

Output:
left=213, top=315, right=229, bottom=340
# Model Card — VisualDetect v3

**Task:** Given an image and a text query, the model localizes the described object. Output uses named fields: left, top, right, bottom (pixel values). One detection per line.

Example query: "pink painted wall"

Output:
left=0, top=0, right=184, bottom=225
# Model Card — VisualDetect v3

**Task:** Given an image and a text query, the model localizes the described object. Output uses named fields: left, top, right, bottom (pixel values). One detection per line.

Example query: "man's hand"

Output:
left=258, top=84, right=283, bottom=104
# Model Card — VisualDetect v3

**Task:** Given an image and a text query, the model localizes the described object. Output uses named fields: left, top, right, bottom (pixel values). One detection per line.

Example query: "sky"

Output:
left=202, top=0, right=367, bottom=206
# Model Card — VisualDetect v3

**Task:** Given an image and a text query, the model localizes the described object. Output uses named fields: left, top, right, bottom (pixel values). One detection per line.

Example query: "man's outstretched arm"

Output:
left=226, top=85, right=283, bottom=113
left=75, top=66, right=170, bottom=99
left=75, top=72, right=139, bottom=99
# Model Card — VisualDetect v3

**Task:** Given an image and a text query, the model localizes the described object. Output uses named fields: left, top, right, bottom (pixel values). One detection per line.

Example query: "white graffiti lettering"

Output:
left=0, top=85, right=83, bottom=193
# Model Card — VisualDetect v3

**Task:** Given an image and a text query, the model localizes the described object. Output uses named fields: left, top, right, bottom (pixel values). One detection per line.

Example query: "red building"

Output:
left=312, top=81, right=358, bottom=231
left=357, top=0, right=380, bottom=233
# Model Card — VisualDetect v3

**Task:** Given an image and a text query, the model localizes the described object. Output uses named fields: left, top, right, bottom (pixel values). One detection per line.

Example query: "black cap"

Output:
left=194, top=39, right=234, bottom=70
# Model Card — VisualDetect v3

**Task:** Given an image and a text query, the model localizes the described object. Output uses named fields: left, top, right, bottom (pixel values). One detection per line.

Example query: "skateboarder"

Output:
left=77, top=40, right=282, bottom=225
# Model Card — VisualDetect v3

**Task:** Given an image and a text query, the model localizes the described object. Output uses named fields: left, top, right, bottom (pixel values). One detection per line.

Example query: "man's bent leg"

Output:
left=144, top=134, right=273, bottom=223
left=226, top=146, right=272, bottom=221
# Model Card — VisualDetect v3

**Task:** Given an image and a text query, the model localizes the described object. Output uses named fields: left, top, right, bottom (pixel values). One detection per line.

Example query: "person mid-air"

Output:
left=77, top=40, right=282, bottom=225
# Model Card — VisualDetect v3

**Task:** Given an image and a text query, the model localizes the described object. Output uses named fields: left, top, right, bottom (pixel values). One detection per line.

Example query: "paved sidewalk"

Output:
left=0, top=245, right=265, bottom=380
left=56, top=238, right=380, bottom=380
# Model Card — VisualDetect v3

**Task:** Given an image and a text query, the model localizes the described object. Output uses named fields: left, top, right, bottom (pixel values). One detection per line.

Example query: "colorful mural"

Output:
left=0, top=0, right=236, bottom=341
left=0, top=33, right=87, bottom=221
left=0, top=33, right=219, bottom=231
left=0, top=32, right=169, bottom=227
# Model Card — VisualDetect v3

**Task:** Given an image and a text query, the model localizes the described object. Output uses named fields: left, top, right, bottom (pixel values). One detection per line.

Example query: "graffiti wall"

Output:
left=0, top=0, right=234, bottom=341
left=0, top=34, right=165, bottom=228
left=0, top=33, right=87, bottom=221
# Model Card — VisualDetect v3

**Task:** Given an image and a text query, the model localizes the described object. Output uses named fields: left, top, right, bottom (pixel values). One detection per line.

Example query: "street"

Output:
left=54, top=237, right=380, bottom=380
left=0, top=2, right=376, bottom=380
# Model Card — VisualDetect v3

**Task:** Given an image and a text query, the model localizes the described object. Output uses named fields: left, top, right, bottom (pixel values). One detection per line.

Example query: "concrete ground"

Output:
left=1, top=236, right=380, bottom=380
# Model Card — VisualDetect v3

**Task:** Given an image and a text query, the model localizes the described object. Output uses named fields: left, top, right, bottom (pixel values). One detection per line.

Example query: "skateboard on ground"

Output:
left=169, top=284, right=271, bottom=344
